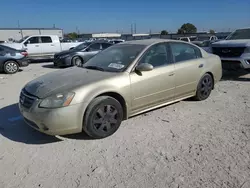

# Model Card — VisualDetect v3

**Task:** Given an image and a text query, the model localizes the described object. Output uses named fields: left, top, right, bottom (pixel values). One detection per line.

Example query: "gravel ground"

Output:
left=0, top=63, right=250, bottom=188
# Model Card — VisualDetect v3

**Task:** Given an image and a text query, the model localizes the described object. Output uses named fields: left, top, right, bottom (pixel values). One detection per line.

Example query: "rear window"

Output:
left=41, top=37, right=52, bottom=43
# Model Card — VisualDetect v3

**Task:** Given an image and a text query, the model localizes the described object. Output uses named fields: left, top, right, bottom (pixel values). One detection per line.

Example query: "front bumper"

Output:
left=17, top=58, right=30, bottom=67
left=19, top=99, right=84, bottom=136
left=53, top=56, right=72, bottom=67
left=220, top=57, right=250, bottom=69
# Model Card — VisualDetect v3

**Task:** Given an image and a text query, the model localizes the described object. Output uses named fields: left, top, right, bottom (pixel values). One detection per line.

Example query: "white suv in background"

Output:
left=211, top=28, right=250, bottom=70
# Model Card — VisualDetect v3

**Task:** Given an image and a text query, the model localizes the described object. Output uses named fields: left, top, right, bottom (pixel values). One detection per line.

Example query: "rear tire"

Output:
left=194, top=73, right=214, bottom=101
left=4, top=60, right=19, bottom=74
left=83, top=96, right=123, bottom=139
left=72, top=56, right=83, bottom=67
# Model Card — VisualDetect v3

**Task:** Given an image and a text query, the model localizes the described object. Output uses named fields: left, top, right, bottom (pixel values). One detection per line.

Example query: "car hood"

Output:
left=1, top=43, right=24, bottom=50
left=55, top=49, right=77, bottom=56
left=24, top=67, right=117, bottom=98
left=211, top=39, right=250, bottom=47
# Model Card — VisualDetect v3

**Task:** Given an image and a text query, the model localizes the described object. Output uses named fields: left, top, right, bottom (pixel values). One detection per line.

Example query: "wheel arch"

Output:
left=83, top=91, right=128, bottom=121
left=95, top=92, right=128, bottom=120
left=4, top=59, right=20, bottom=66
left=71, top=55, right=83, bottom=66
left=205, top=71, right=215, bottom=89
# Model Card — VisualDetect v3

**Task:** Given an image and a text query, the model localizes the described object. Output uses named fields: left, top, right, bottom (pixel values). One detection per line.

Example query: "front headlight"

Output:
left=39, top=92, right=75, bottom=109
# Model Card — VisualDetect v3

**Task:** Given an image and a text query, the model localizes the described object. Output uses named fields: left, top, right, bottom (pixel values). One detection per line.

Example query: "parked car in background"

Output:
left=108, top=39, right=125, bottom=44
left=0, top=45, right=29, bottom=74
left=192, top=40, right=214, bottom=53
left=53, top=40, right=113, bottom=67
left=211, top=27, right=250, bottom=70
left=2, top=35, right=83, bottom=60
left=177, top=36, right=196, bottom=42
left=19, top=39, right=222, bottom=139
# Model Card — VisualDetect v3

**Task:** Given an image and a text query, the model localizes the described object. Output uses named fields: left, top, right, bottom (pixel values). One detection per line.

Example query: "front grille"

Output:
left=19, top=89, right=37, bottom=109
left=212, top=47, right=246, bottom=57
left=221, top=60, right=242, bottom=69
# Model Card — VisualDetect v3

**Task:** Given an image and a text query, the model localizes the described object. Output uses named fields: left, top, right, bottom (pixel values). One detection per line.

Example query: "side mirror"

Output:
left=85, top=48, right=90, bottom=52
left=135, top=63, right=153, bottom=72
left=69, top=47, right=75, bottom=50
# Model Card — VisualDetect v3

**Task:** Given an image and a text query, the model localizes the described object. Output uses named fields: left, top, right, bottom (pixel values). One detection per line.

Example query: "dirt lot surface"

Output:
left=0, top=63, right=250, bottom=188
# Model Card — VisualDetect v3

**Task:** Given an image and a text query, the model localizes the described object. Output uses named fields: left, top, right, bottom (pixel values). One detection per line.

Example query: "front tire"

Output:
left=4, top=60, right=19, bottom=74
left=72, top=56, right=83, bottom=67
left=194, top=73, right=214, bottom=101
left=83, top=96, right=123, bottom=139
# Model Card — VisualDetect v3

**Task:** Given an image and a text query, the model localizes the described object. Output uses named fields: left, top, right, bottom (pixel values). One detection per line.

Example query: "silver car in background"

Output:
left=53, top=41, right=113, bottom=67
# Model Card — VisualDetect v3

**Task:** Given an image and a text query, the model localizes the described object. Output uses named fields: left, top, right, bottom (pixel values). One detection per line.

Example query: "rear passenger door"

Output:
left=40, top=36, right=55, bottom=55
left=169, top=42, right=204, bottom=99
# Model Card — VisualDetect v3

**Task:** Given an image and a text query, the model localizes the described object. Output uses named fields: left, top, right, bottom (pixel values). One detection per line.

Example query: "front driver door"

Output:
left=129, top=43, right=175, bottom=114
left=24, top=36, right=41, bottom=57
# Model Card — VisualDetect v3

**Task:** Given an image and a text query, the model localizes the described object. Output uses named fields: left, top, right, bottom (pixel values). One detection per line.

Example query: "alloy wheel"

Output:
left=5, top=62, right=18, bottom=73
left=200, top=76, right=213, bottom=98
left=92, top=105, right=118, bottom=133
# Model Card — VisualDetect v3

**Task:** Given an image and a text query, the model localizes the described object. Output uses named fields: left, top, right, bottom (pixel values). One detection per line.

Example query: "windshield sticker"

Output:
left=108, top=63, right=125, bottom=69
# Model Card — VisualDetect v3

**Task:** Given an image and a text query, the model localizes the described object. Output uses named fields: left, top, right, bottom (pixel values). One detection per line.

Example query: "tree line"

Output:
left=65, top=23, right=216, bottom=39
left=160, top=23, right=215, bottom=35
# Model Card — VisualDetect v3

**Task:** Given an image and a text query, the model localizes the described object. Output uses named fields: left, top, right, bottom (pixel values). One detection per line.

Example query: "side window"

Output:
left=41, top=36, right=52, bottom=43
left=181, top=38, right=189, bottom=42
left=170, top=42, right=202, bottom=63
left=101, top=43, right=112, bottom=49
left=0, top=47, right=4, bottom=51
left=26, top=37, right=39, bottom=44
left=88, top=43, right=101, bottom=51
left=138, top=43, right=170, bottom=68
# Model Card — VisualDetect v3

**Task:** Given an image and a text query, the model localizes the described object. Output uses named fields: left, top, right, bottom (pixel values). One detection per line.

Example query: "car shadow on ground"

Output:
left=42, top=64, right=60, bottom=69
left=62, top=132, right=93, bottom=140
left=30, top=59, right=53, bottom=63
left=221, top=69, right=250, bottom=81
left=0, top=103, right=62, bottom=145
left=0, top=69, right=23, bottom=75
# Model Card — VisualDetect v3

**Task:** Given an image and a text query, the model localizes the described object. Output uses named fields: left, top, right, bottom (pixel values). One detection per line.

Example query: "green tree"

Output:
left=67, top=32, right=78, bottom=39
left=177, top=23, right=197, bottom=34
left=209, top=29, right=215, bottom=34
left=160, top=30, right=168, bottom=35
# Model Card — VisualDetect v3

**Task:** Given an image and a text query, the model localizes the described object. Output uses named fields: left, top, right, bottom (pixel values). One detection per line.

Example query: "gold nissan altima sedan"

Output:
left=19, top=39, right=222, bottom=139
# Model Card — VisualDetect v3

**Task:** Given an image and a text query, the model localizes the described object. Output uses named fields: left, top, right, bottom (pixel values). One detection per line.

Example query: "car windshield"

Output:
left=82, top=44, right=146, bottom=72
left=17, top=36, right=29, bottom=43
left=74, top=42, right=91, bottom=50
left=226, top=28, right=250, bottom=40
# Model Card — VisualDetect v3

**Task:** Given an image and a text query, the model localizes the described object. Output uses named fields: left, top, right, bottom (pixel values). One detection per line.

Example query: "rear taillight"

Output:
left=21, top=51, right=28, bottom=57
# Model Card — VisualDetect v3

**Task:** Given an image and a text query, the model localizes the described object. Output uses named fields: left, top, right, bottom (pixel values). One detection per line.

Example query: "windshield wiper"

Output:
left=83, top=65, right=104, bottom=71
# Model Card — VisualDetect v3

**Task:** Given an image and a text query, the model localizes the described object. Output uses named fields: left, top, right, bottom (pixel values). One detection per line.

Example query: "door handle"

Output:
left=169, top=72, right=174, bottom=76
left=35, top=45, right=39, bottom=47
left=51, top=44, right=55, bottom=46
left=199, top=64, right=204, bottom=68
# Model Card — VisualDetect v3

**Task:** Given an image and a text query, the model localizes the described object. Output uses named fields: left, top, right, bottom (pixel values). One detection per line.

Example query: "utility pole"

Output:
left=134, top=23, right=136, bottom=34
left=76, top=26, right=80, bottom=37
left=18, top=20, right=23, bottom=40
left=131, top=24, right=133, bottom=34
left=53, top=24, right=56, bottom=28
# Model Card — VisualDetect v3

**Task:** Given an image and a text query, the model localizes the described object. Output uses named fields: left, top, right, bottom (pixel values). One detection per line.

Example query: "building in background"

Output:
left=0, top=28, right=63, bottom=42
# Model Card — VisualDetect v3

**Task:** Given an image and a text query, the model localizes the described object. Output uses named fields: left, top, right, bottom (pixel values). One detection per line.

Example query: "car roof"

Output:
left=88, top=40, right=112, bottom=44
left=121, top=39, right=174, bottom=46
